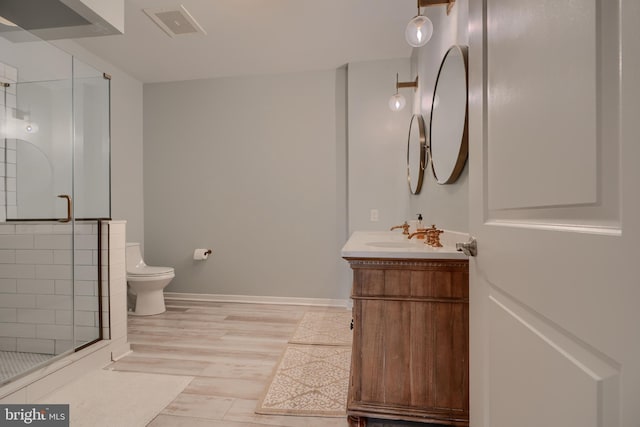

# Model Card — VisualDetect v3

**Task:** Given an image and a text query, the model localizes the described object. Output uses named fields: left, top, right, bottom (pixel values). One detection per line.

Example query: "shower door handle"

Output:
left=57, top=194, right=72, bottom=223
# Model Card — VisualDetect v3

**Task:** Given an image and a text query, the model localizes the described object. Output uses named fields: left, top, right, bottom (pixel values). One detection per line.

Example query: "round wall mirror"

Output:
left=407, top=114, right=426, bottom=194
left=429, top=45, right=468, bottom=184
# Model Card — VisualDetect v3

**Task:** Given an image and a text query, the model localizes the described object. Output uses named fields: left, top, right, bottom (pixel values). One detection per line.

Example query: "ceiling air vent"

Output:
left=143, top=5, right=206, bottom=38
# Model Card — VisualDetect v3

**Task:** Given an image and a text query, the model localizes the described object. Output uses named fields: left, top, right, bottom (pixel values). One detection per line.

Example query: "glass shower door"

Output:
left=72, top=58, right=111, bottom=349
left=0, top=22, right=110, bottom=386
left=7, top=63, right=109, bottom=355
left=11, top=77, right=77, bottom=358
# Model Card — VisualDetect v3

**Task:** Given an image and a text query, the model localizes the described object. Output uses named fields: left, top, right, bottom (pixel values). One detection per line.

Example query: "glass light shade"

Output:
left=405, top=15, right=433, bottom=47
left=389, top=93, right=406, bottom=111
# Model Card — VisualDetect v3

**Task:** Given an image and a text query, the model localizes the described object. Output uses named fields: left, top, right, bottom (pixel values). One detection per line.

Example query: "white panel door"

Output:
left=468, top=0, right=640, bottom=426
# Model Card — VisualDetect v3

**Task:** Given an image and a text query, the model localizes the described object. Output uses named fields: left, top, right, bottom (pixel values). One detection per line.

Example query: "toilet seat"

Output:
left=128, top=265, right=174, bottom=278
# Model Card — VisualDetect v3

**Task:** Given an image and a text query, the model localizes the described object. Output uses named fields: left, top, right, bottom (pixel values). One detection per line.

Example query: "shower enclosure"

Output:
left=0, top=25, right=110, bottom=384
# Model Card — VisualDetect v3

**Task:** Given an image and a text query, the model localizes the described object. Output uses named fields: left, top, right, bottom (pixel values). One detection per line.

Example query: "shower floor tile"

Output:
left=0, top=350, right=53, bottom=384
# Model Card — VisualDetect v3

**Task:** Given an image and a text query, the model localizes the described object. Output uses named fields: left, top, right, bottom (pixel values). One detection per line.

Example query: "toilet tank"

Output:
left=125, top=242, right=146, bottom=271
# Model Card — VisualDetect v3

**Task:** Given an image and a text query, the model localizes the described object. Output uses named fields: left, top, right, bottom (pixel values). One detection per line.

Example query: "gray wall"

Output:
left=143, top=70, right=349, bottom=299
left=347, top=58, right=413, bottom=234
left=53, top=40, right=145, bottom=243
left=54, top=32, right=465, bottom=302
left=408, top=0, right=469, bottom=232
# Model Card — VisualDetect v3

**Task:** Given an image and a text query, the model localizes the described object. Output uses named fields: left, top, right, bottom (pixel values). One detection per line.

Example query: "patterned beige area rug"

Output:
left=289, top=310, right=353, bottom=346
left=256, top=344, right=351, bottom=417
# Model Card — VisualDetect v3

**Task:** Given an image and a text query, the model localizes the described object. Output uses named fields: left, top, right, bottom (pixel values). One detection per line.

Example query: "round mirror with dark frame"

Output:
left=407, top=114, right=427, bottom=194
left=429, top=45, right=468, bottom=184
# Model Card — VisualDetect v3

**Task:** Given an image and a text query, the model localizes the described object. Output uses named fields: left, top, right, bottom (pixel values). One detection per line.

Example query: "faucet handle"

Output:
left=390, top=221, right=410, bottom=235
left=425, top=225, right=444, bottom=248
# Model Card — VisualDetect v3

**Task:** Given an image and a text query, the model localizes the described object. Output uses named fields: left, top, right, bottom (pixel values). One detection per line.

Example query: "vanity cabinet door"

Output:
left=347, top=259, right=469, bottom=426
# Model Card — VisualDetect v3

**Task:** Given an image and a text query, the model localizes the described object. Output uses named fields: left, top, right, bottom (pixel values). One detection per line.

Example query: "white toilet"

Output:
left=126, top=242, right=175, bottom=316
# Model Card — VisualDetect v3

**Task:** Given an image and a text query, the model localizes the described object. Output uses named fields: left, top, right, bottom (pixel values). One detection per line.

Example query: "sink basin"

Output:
left=366, top=241, right=419, bottom=249
left=341, top=231, right=470, bottom=260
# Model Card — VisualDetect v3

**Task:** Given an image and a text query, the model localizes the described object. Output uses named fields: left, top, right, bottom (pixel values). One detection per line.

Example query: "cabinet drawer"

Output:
left=349, top=259, right=468, bottom=301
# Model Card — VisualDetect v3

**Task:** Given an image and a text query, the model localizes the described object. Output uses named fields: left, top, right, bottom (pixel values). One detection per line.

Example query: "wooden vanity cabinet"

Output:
left=345, top=258, right=469, bottom=426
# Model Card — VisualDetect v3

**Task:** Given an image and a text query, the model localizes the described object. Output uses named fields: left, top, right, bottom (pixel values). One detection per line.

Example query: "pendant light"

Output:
left=389, top=74, right=407, bottom=112
left=405, top=9, right=433, bottom=47
left=405, top=0, right=456, bottom=48
left=389, top=74, right=418, bottom=112
left=389, top=93, right=406, bottom=112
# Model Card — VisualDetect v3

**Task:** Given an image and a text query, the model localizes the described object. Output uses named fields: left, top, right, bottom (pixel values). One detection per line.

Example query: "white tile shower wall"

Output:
left=0, top=61, right=18, bottom=223
left=0, top=222, right=103, bottom=354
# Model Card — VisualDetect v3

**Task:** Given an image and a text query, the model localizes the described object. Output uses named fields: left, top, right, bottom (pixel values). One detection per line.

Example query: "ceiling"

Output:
left=74, top=0, right=417, bottom=83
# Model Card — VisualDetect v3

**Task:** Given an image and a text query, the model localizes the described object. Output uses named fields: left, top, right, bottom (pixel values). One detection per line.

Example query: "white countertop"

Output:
left=341, top=230, right=469, bottom=260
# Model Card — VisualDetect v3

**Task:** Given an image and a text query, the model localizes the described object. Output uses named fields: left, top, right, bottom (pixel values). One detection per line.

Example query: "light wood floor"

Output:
left=108, top=299, right=348, bottom=427
left=110, top=298, right=439, bottom=427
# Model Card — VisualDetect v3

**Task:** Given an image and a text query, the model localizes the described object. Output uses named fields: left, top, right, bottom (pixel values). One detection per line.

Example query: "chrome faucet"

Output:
left=390, top=221, right=410, bottom=235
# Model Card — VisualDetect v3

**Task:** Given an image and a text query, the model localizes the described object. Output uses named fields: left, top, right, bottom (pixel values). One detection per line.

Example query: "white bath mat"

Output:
left=39, top=369, right=192, bottom=426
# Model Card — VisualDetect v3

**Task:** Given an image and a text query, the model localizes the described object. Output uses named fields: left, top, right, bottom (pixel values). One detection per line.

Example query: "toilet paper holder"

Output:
left=194, top=248, right=213, bottom=260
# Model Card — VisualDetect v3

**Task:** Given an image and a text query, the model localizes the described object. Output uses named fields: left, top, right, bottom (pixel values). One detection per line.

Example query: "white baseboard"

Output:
left=164, top=292, right=351, bottom=308
left=110, top=338, right=131, bottom=362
